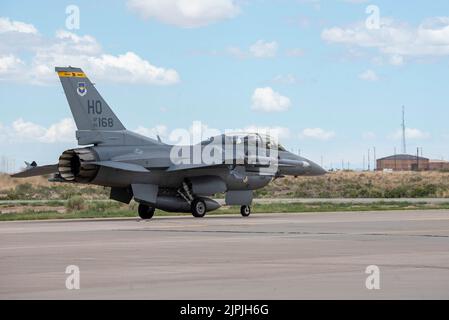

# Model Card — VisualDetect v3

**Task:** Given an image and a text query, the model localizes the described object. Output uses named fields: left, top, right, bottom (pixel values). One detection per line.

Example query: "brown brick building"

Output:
left=376, top=154, right=429, bottom=171
left=429, top=160, right=449, bottom=171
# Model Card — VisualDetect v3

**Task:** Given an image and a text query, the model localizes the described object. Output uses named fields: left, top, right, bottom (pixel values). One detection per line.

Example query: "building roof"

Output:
left=377, top=154, right=429, bottom=161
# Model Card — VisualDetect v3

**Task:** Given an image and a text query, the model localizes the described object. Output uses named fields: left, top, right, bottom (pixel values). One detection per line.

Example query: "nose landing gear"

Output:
left=138, top=203, right=155, bottom=220
left=240, top=205, right=251, bottom=217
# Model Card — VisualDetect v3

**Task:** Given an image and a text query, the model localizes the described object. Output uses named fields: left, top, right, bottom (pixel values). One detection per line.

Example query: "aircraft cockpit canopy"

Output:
left=200, top=132, right=286, bottom=151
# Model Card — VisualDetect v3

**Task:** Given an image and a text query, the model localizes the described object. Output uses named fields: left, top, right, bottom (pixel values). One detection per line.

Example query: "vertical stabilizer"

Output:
left=55, top=67, right=125, bottom=131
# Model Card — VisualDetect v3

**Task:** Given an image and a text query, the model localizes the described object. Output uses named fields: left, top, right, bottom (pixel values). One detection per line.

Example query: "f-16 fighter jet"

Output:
left=11, top=67, right=326, bottom=219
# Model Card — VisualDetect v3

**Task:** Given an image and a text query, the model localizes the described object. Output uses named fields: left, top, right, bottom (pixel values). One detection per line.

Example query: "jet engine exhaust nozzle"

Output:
left=58, top=148, right=99, bottom=182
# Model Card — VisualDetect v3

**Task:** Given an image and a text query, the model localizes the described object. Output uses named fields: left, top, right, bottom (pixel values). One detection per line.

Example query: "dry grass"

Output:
left=0, top=173, right=109, bottom=200
left=0, top=174, right=52, bottom=191
left=256, top=170, right=449, bottom=198
left=2, top=171, right=449, bottom=200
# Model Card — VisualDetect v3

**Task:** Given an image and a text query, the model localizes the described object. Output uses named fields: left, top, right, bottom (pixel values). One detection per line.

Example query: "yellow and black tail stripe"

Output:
left=57, top=71, right=86, bottom=78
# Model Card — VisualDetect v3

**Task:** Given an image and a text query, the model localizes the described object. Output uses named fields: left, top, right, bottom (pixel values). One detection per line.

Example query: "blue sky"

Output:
left=1, top=0, right=449, bottom=172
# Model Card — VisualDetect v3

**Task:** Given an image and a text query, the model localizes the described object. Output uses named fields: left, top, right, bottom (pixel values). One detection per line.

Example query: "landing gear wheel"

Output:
left=240, top=205, right=251, bottom=217
left=138, top=203, right=155, bottom=220
left=191, top=198, right=207, bottom=218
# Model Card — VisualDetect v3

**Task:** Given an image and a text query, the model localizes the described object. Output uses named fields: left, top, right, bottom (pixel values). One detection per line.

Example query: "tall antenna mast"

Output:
left=401, top=105, right=407, bottom=154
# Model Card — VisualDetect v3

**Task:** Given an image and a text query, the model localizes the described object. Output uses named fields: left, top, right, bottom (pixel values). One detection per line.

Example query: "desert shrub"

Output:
left=318, top=191, right=332, bottom=198
left=408, top=184, right=437, bottom=197
left=384, top=186, right=408, bottom=198
left=367, top=189, right=384, bottom=198
left=6, top=183, right=35, bottom=200
left=87, top=201, right=122, bottom=212
left=65, top=196, right=85, bottom=212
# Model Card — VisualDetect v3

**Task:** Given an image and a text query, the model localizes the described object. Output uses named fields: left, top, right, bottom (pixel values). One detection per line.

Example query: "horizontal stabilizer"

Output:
left=11, top=164, right=58, bottom=178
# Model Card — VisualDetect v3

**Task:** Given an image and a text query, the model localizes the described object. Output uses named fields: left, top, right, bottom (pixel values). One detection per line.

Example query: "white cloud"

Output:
left=251, top=87, right=291, bottom=112
left=42, top=118, right=77, bottom=143
left=390, top=128, right=430, bottom=140
left=30, top=32, right=180, bottom=85
left=88, top=52, right=180, bottom=85
left=169, top=122, right=222, bottom=145
left=0, top=54, right=24, bottom=75
left=0, top=18, right=180, bottom=85
left=0, top=17, right=38, bottom=34
left=127, top=0, right=240, bottom=28
left=358, top=69, right=379, bottom=81
left=227, top=40, right=279, bottom=59
left=2, top=118, right=76, bottom=144
left=133, top=123, right=291, bottom=146
left=389, top=54, right=404, bottom=66
left=240, top=126, right=291, bottom=141
left=285, top=48, right=305, bottom=57
left=299, top=128, right=335, bottom=141
left=322, top=17, right=449, bottom=63
left=272, top=74, right=298, bottom=85
left=134, top=124, right=168, bottom=139
left=249, top=40, right=278, bottom=58
left=11, top=119, right=46, bottom=141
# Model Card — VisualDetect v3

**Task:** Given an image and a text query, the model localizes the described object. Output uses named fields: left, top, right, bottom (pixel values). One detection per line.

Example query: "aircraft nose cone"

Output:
left=308, top=161, right=327, bottom=176
left=277, top=154, right=327, bottom=176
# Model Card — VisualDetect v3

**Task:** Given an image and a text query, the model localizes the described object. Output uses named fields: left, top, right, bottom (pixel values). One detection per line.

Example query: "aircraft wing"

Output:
left=165, top=163, right=227, bottom=172
left=11, top=164, right=58, bottom=178
left=91, top=161, right=150, bottom=173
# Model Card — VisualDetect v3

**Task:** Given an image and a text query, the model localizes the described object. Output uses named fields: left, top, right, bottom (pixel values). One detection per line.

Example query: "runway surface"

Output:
left=1, top=210, right=449, bottom=299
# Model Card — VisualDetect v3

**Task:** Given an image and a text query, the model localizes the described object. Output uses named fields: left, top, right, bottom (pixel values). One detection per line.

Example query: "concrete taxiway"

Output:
left=1, top=210, right=449, bottom=299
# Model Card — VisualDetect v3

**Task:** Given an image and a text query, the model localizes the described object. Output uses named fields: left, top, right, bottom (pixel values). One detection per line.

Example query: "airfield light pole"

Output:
left=401, top=106, right=407, bottom=154
left=394, top=147, right=397, bottom=171
left=368, top=148, right=371, bottom=171
left=416, top=147, right=420, bottom=171
left=373, top=147, right=376, bottom=171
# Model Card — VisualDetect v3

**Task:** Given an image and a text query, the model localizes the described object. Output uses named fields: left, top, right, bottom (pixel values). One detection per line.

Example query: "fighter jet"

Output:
left=11, top=67, right=326, bottom=219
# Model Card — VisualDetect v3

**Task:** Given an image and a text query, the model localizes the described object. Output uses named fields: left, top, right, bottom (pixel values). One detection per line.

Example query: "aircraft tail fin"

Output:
left=55, top=67, right=125, bottom=132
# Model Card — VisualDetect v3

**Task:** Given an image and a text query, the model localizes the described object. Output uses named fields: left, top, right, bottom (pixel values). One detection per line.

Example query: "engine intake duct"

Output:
left=58, top=148, right=98, bottom=182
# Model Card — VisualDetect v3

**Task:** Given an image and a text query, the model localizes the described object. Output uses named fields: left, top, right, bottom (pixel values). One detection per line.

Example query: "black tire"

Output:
left=191, top=198, right=207, bottom=218
left=240, top=205, right=251, bottom=217
left=138, top=203, right=155, bottom=219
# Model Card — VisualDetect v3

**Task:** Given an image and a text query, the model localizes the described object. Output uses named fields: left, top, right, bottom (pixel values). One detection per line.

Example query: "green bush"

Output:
left=409, top=184, right=437, bottom=197
left=87, top=201, right=122, bottom=212
left=65, top=196, right=85, bottom=212
left=384, top=186, right=408, bottom=198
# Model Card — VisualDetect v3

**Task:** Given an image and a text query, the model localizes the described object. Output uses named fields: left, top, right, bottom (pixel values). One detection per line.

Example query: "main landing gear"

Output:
left=191, top=198, right=207, bottom=218
left=138, top=203, right=155, bottom=220
left=176, top=181, right=208, bottom=218
left=240, top=205, right=251, bottom=217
